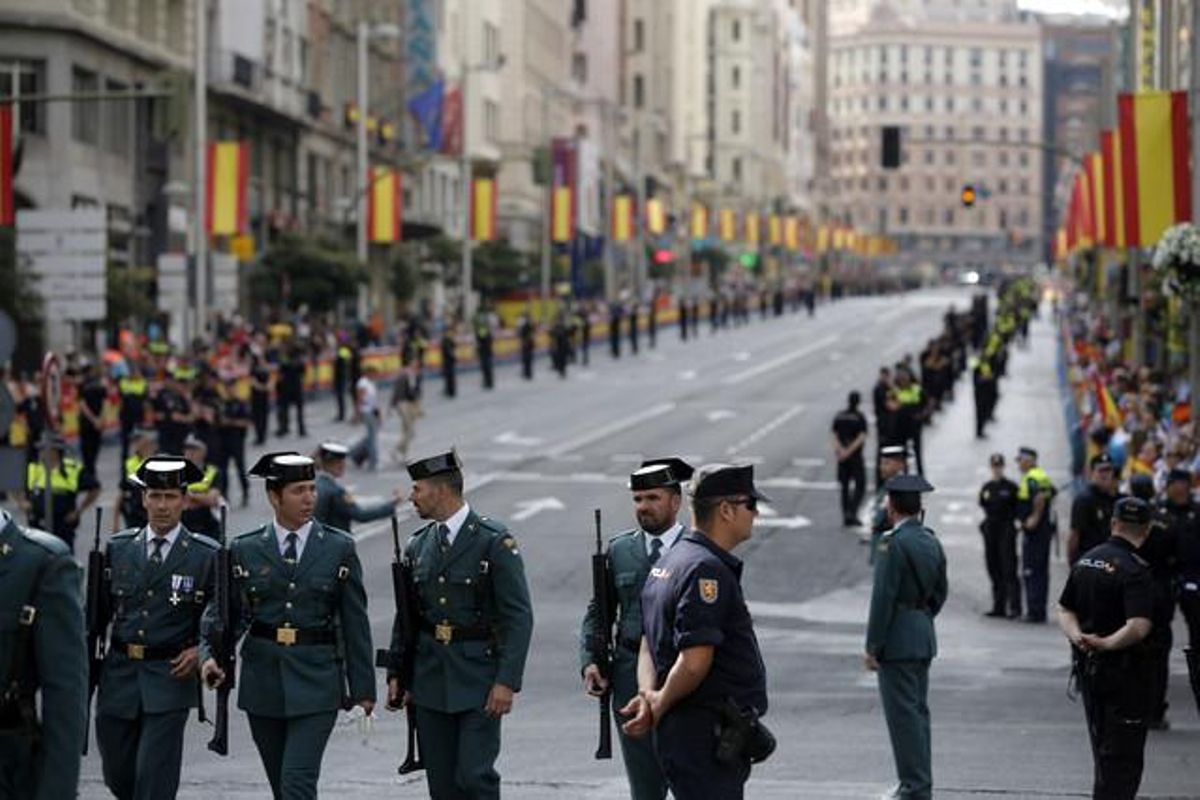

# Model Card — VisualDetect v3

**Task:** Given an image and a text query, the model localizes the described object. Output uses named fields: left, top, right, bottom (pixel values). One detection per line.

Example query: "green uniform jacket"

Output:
left=395, top=510, right=534, bottom=714
left=866, top=518, right=948, bottom=662
left=0, top=517, right=86, bottom=800
left=579, top=529, right=658, bottom=672
left=97, top=526, right=218, bottom=718
left=314, top=472, right=394, bottom=534
left=199, top=521, right=376, bottom=718
left=869, top=487, right=889, bottom=564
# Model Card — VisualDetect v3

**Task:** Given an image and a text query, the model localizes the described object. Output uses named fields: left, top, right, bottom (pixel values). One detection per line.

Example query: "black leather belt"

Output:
left=110, top=638, right=195, bottom=661
left=248, top=621, right=336, bottom=647
left=418, top=619, right=492, bottom=645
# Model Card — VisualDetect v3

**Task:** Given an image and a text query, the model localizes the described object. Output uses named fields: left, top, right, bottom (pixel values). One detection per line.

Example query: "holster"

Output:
left=708, top=698, right=776, bottom=766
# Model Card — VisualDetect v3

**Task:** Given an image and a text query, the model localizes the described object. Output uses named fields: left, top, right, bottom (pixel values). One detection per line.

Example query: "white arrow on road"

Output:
left=706, top=409, right=737, bottom=422
left=756, top=515, right=812, bottom=530
left=512, top=497, right=566, bottom=521
left=494, top=430, right=544, bottom=447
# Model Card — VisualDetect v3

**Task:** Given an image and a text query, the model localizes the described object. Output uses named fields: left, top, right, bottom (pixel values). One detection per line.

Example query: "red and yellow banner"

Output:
left=768, top=215, right=781, bottom=246
left=745, top=212, right=760, bottom=246
left=817, top=225, right=830, bottom=254
left=366, top=167, right=402, bottom=243
left=206, top=141, right=249, bottom=236
left=784, top=217, right=800, bottom=251
left=0, top=104, right=12, bottom=227
left=551, top=185, right=574, bottom=243
left=612, top=195, right=634, bottom=243
left=471, top=177, right=497, bottom=242
left=1117, top=91, right=1192, bottom=247
left=1085, top=152, right=1105, bottom=248
left=690, top=204, right=709, bottom=239
left=719, top=209, right=737, bottom=242
left=1099, top=130, right=1126, bottom=248
left=645, top=198, right=666, bottom=235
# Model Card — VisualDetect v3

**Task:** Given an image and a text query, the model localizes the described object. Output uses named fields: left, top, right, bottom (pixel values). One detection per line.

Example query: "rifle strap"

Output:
left=3, top=548, right=53, bottom=708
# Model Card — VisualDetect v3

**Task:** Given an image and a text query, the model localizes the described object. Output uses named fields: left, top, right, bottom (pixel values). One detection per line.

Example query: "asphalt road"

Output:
left=67, top=289, right=1200, bottom=798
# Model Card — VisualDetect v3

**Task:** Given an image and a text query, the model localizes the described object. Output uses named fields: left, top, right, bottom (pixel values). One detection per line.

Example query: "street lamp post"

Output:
left=458, top=56, right=504, bottom=322
left=192, top=0, right=208, bottom=348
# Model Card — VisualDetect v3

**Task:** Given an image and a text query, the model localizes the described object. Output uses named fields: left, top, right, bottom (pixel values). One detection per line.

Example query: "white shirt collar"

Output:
left=440, top=502, right=472, bottom=547
left=274, top=518, right=314, bottom=559
left=146, top=523, right=183, bottom=559
left=645, top=522, right=684, bottom=555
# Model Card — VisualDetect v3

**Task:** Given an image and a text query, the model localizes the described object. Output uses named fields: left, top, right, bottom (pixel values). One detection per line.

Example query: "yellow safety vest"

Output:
left=124, top=454, right=146, bottom=480
left=118, top=376, right=148, bottom=396
left=337, top=346, right=351, bottom=360
left=173, top=366, right=197, bottom=381
left=148, top=342, right=170, bottom=355
left=894, top=385, right=922, bottom=407
left=27, top=459, right=83, bottom=494
left=1017, top=466, right=1053, bottom=501
left=187, top=464, right=218, bottom=495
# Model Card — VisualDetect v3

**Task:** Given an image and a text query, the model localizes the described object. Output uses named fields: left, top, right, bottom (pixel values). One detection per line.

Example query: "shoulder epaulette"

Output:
left=234, top=525, right=269, bottom=541
left=189, top=532, right=221, bottom=550
left=477, top=516, right=509, bottom=536
left=110, top=528, right=140, bottom=541
left=318, top=522, right=355, bottom=544
left=607, top=529, right=638, bottom=545
left=22, top=527, right=72, bottom=557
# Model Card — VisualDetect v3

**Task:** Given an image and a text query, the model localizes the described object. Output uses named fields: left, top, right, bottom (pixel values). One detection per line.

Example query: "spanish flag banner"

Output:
left=366, top=167, right=402, bottom=243
left=552, top=185, right=574, bottom=243
left=690, top=204, right=709, bottom=239
left=768, top=215, right=782, bottom=246
left=816, top=225, right=830, bottom=254
left=1085, top=152, right=1105, bottom=248
left=1117, top=91, right=1192, bottom=247
left=784, top=218, right=801, bottom=251
left=471, top=177, right=497, bottom=242
left=719, top=209, right=737, bottom=242
left=1053, top=226, right=1067, bottom=263
left=745, top=212, right=760, bottom=246
left=645, top=198, right=666, bottom=235
left=1099, top=130, right=1125, bottom=248
left=206, top=141, right=249, bottom=236
left=0, top=104, right=12, bottom=227
left=612, top=195, right=634, bottom=243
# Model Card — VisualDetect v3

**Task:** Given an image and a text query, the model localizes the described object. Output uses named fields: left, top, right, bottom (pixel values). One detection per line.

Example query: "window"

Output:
left=924, top=149, right=934, bottom=165
left=166, top=0, right=185, bottom=52
left=1018, top=151, right=1029, bottom=167
left=731, top=19, right=740, bottom=41
left=731, top=110, right=740, bottom=134
left=72, top=66, right=99, bottom=144
left=732, top=157, right=742, bottom=181
left=944, top=149, right=955, bottom=165
left=103, top=79, right=130, bottom=155
left=972, top=150, right=986, bottom=167
left=972, top=126, right=984, bottom=141
left=944, top=208, right=954, bottom=225
left=634, top=18, right=645, bottom=51
left=899, top=207, right=909, bottom=224
left=484, top=99, right=499, bottom=143
left=925, top=97, right=934, bottom=111
left=0, top=60, right=46, bottom=133
left=969, top=48, right=982, bottom=68
left=137, top=0, right=157, bottom=42
left=732, top=65, right=740, bottom=88
left=572, top=52, right=587, bottom=83
left=633, top=74, right=644, bottom=108
left=998, top=151, right=1009, bottom=166
left=484, top=21, right=500, bottom=64
left=998, top=179, right=1008, bottom=195
left=945, top=97, right=954, bottom=112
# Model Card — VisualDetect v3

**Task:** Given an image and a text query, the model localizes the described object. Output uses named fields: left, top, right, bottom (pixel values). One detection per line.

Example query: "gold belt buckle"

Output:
left=127, top=644, right=145, bottom=660
left=434, top=623, right=453, bottom=644
left=276, top=627, right=297, bottom=646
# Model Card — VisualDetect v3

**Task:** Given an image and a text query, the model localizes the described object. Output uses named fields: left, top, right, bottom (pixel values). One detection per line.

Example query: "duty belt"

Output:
left=418, top=619, right=492, bottom=645
left=110, top=638, right=196, bottom=661
left=248, top=621, right=337, bottom=647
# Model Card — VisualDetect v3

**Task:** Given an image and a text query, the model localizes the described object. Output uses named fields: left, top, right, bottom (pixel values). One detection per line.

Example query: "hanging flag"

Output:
left=719, top=209, right=737, bottom=242
left=645, top=198, right=666, bottom=235
left=690, top=204, right=708, bottom=239
left=745, top=212, right=760, bottom=246
left=0, top=104, right=12, bottom=227
left=768, top=215, right=781, bottom=246
left=1118, top=90, right=1192, bottom=247
left=1099, top=130, right=1124, bottom=248
left=366, top=167, right=402, bottom=243
left=441, top=86, right=463, bottom=156
left=785, top=218, right=800, bottom=251
left=1085, top=152, right=1105, bottom=248
left=407, top=79, right=445, bottom=151
left=612, top=195, right=634, bottom=242
left=552, top=186, right=574, bottom=243
left=471, top=177, right=496, bottom=241
left=206, top=141, right=249, bottom=236
left=1053, top=226, right=1068, bottom=263
left=816, top=225, right=829, bottom=254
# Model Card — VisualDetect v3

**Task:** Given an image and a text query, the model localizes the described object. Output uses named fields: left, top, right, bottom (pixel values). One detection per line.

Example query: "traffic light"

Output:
left=738, top=252, right=759, bottom=269
left=653, top=248, right=675, bottom=266
left=960, top=184, right=977, bottom=208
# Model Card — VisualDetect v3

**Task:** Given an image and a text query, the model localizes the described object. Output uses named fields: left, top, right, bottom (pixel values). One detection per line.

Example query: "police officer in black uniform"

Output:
left=1068, top=454, right=1119, bottom=566
left=1162, top=469, right=1200, bottom=716
left=441, top=323, right=458, bottom=398
left=831, top=391, right=869, bottom=527
left=474, top=310, right=496, bottom=390
left=1057, top=497, right=1156, bottom=800
left=622, top=464, right=771, bottom=800
left=1134, top=473, right=1178, bottom=729
left=978, top=453, right=1021, bottom=618
left=518, top=312, right=536, bottom=381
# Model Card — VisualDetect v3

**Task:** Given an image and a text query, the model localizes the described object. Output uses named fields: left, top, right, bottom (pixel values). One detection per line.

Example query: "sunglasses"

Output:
left=726, top=497, right=758, bottom=513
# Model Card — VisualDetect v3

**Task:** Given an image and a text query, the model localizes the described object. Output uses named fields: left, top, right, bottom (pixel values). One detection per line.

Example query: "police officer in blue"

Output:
left=579, top=457, right=693, bottom=800
left=865, top=473, right=948, bottom=800
left=313, top=442, right=399, bottom=534
left=622, top=463, right=771, bottom=800
left=96, top=456, right=217, bottom=800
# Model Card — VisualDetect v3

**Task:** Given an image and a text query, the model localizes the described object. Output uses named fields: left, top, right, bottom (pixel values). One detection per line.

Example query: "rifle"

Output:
left=83, top=506, right=106, bottom=755
left=374, top=515, right=424, bottom=774
left=590, top=508, right=613, bottom=760
left=206, top=506, right=235, bottom=756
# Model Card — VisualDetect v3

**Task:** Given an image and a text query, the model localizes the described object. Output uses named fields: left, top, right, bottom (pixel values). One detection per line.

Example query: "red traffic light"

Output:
left=653, top=249, right=675, bottom=265
left=961, top=185, right=977, bottom=208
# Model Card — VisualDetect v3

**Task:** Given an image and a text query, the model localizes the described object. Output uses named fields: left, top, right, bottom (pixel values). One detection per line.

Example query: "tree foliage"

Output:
left=472, top=240, right=535, bottom=298
left=0, top=227, right=44, bottom=372
left=106, top=264, right=158, bottom=330
left=249, top=234, right=365, bottom=313
left=389, top=249, right=420, bottom=303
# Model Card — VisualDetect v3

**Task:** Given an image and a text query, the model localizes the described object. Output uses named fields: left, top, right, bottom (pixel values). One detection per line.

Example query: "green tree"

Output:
left=471, top=240, right=534, bottom=298
left=106, top=264, right=158, bottom=330
left=248, top=234, right=365, bottom=313
left=0, top=227, right=45, bottom=371
left=389, top=248, right=421, bottom=304
left=424, top=235, right=462, bottom=285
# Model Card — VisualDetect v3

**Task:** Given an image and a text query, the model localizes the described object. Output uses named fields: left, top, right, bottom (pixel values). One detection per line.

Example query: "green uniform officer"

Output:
left=386, top=450, right=534, bottom=800
left=580, top=458, right=694, bottom=800
left=95, top=456, right=217, bottom=800
left=200, top=451, right=376, bottom=800
left=0, top=506, right=87, bottom=799
left=867, top=446, right=909, bottom=562
left=313, top=442, right=399, bottom=533
left=864, top=474, right=948, bottom=800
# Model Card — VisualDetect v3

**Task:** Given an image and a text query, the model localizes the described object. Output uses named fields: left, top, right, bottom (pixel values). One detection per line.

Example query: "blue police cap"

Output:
left=1114, top=496, right=1151, bottom=525
left=885, top=474, right=935, bottom=494
left=689, top=463, right=769, bottom=502
left=1166, top=468, right=1193, bottom=485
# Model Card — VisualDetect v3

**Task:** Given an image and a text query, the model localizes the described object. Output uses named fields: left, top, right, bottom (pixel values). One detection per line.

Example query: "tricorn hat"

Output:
left=407, top=450, right=463, bottom=481
left=133, top=456, right=205, bottom=490
left=249, top=451, right=316, bottom=485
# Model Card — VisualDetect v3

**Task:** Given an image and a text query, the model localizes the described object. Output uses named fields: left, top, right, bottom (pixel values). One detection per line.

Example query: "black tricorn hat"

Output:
left=885, top=474, right=935, bottom=495
left=249, top=451, right=316, bottom=484
left=133, top=456, right=205, bottom=490
left=407, top=450, right=463, bottom=481
left=630, top=457, right=695, bottom=491
left=689, top=463, right=769, bottom=502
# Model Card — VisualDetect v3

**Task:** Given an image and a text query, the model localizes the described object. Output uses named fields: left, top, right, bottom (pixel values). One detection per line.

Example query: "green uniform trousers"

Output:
left=611, top=650, right=668, bottom=800
left=0, top=731, right=37, bottom=800
left=96, top=709, right=189, bottom=800
left=414, top=705, right=500, bottom=799
left=878, top=660, right=932, bottom=800
left=247, top=711, right=337, bottom=800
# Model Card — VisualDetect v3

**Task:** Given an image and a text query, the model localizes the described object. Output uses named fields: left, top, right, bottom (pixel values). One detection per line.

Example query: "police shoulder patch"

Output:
left=501, top=536, right=519, bottom=555
left=698, top=578, right=719, bottom=604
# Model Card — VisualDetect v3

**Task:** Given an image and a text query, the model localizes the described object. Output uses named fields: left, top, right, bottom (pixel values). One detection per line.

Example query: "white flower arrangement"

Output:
left=1151, top=223, right=1200, bottom=299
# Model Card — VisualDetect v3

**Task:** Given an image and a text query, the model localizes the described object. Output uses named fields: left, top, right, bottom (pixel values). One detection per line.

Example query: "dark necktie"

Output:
left=648, top=536, right=663, bottom=565
left=149, top=537, right=167, bottom=568
left=283, top=532, right=299, bottom=566
left=437, top=523, right=451, bottom=553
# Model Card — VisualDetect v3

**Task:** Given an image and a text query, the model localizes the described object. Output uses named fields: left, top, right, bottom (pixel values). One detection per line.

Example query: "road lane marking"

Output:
left=720, top=335, right=837, bottom=385
left=512, top=496, right=566, bottom=521
left=725, top=404, right=806, bottom=455
left=546, top=402, right=677, bottom=457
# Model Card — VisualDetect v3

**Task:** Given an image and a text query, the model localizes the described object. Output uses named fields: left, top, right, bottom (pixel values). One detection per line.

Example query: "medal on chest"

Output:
left=169, top=573, right=193, bottom=606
